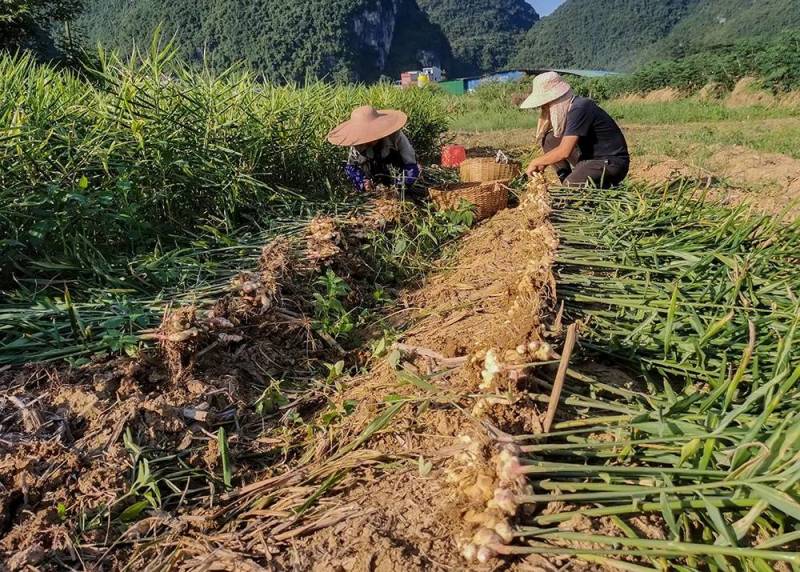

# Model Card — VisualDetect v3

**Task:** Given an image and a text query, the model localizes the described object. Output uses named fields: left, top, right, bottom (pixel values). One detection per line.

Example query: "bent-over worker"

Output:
left=327, top=105, right=421, bottom=192
left=521, top=72, right=629, bottom=188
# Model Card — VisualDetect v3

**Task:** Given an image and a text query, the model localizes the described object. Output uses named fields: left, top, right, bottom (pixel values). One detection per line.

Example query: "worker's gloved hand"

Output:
left=526, top=160, right=546, bottom=177
left=395, top=164, right=421, bottom=188
left=344, top=164, right=367, bottom=191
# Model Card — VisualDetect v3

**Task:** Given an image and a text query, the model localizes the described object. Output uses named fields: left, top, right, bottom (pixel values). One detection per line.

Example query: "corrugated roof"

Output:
left=551, top=68, right=621, bottom=78
left=510, top=68, right=622, bottom=78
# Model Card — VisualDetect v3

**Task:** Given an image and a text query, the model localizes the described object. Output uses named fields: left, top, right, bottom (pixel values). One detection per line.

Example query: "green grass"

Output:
left=603, top=100, right=800, bottom=124
left=449, top=108, right=538, bottom=132
left=448, top=91, right=800, bottom=134
left=447, top=57, right=800, bottom=134
left=627, top=118, right=800, bottom=161
left=450, top=98, right=800, bottom=134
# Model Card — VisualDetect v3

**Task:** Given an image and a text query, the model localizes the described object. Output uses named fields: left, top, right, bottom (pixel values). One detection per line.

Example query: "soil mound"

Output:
left=0, top=181, right=560, bottom=570
left=266, top=178, right=559, bottom=570
left=631, top=148, right=800, bottom=221
left=707, top=145, right=800, bottom=219
left=725, top=77, right=776, bottom=108
left=612, top=87, right=682, bottom=105
left=630, top=154, right=709, bottom=185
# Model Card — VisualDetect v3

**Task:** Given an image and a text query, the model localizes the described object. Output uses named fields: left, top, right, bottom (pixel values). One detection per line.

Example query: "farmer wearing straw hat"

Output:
left=521, top=72, right=629, bottom=188
left=327, top=106, right=421, bottom=192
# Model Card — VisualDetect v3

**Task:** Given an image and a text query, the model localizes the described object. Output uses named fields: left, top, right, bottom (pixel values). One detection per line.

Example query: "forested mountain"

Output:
left=512, top=0, right=800, bottom=72
left=76, top=0, right=455, bottom=82
left=70, top=0, right=800, bottom=79
left=1, top=0, right=82, bottom=58
left=512, top=0, right=701, bottom=71
left=647, top=0, right=800, bottom=60
left=416, top=0, right=539, bottom=75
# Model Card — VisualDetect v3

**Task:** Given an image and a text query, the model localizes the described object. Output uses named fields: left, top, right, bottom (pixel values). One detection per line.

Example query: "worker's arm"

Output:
left=345, top=163, right=372, bottom=191
left=526, top=135, right=579, bottom=175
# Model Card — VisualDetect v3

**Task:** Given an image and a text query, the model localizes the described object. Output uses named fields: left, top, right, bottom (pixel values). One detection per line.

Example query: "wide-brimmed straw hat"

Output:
left=519, top=72, right=572, bottom=109
left=327, top=105, right=408, bottom=146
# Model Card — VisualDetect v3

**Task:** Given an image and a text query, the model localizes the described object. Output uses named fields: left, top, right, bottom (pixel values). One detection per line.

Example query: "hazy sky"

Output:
left=528, top=0, right=565, bottom=16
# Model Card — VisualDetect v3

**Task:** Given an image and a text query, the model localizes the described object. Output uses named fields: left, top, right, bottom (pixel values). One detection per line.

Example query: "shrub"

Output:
left=570, top=31, right=800, bottom=100
left=0, top=44, right=449, bottom=272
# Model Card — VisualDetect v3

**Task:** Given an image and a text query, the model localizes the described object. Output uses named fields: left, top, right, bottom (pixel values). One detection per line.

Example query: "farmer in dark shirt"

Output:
left=520, top=72, right=629, bottom=188
left=327, top=105, right=420, bottom=192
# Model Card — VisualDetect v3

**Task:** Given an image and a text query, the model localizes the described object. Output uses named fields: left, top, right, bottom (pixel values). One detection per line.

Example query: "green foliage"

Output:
left=255, top=384, right=289, bottom=415
left=512, top=0, right=800, bottom=73
left=117, top=427, right=217, bottom=522
left=448, top=41, right=800, bottom=133
left=600, top=99, right=800, bottom=124
left=555, top=183, right=800, bottom=383
left=0, top=0, right=82, bottom=55
left=312, top=270, right=355, bottom=340
left=75, top=0, right=454, bottom=82
left=364, top=200, right=474, bottom=283
left=383, top=0, right=455, bottom=79
left=446, top=78, right=540, bottom=131
left=644, top=0, right=800, bottom=62
left=319, top=399, right=358, bottom=426
left=512, top=0, right=699, bottom=71
left=0, top=44, right=449, bottom=277
left=571, top=31, right=800, bottom=99
left=217, top=427, right=232, bottom=490
left=515, top=182, right=800, bottom=565
left=416, top=0, right=538, bottom=75
left=0, top=43, right=453, bottom=364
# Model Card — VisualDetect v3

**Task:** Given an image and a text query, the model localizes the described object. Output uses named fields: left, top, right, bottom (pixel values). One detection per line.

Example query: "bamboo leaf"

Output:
left=747, top=484, right=800, bottom=521
left=218, top=427, right=232, bottom=490
left=334, top=400, right=405, bottom=459
left=660, top=492, right=680, bottom=540
left=663, top=282, right=680, bottom=357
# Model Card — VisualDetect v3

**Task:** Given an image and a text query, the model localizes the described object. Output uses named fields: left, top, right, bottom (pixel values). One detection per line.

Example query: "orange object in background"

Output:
left=441, top=144, right=467, bottom=167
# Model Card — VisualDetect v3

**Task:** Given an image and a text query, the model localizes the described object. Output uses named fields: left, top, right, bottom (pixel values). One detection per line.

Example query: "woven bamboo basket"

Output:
left=429, top=181, right=509, bottom=221
left=459, top=157, right=521, bottom=183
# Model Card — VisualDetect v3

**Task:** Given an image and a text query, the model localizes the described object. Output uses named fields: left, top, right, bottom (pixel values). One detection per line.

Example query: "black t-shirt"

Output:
left=564, top=97, right=629, bottom=161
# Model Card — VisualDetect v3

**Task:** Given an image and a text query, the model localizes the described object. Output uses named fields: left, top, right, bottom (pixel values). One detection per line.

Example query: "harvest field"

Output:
left=3, top=46, right=800, bottom=571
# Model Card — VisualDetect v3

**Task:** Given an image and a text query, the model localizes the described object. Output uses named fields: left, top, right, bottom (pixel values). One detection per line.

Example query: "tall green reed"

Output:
left=0, top=41, right=448, bottom=281
left=0, top=40, right=452, bottom=364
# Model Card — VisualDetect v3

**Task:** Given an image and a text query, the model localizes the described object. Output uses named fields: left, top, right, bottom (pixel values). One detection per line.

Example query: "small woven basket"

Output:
left=459, top=157, right=521, bottom=183
left=429, top=181, right=509, bottom=221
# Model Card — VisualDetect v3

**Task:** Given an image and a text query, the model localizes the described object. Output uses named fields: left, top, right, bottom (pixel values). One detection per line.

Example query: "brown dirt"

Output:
left=629, top=147, right=800, bottom=220
left=11, top=127, right=775, bottom=568
left=629, top=154, right=712, bottom=186
left=0, top=194, right=425, bottom=570
left=612, top=78, right=800, bottom=109
left=706, top=145, right=800, bottom=218
left=780, top=91, right=800, bottom=108
left=612, top=87, right=682, bottom=104
left=1, top=182, right=590, bottom=571
left=707, top=144, right=800, bottom=188
left=266, top=178, right=564, bottom=571
left=725, top=77, right=777, bottom=108
left=696, top=82, right=726, bottom=101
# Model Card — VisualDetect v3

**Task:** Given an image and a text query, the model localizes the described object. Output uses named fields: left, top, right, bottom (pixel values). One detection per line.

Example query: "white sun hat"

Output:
left=519, top=71, right=572, bottom=109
